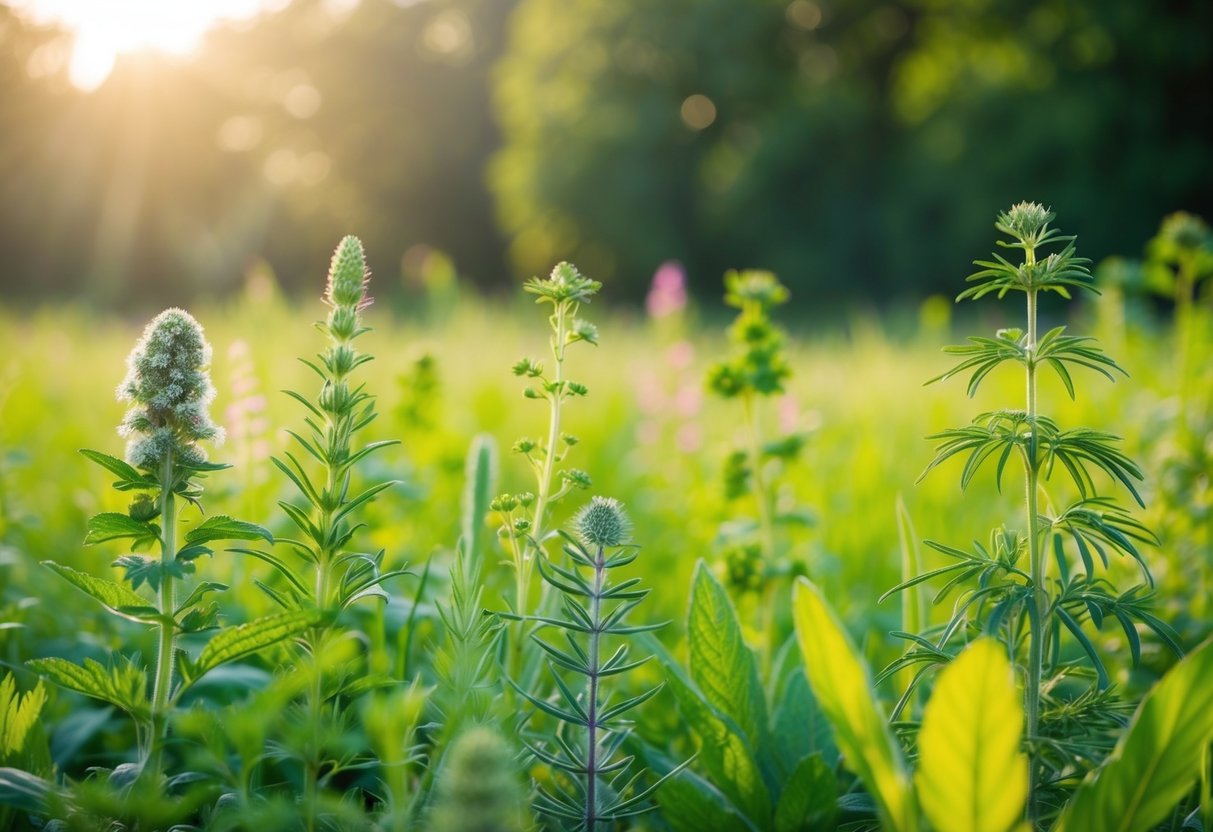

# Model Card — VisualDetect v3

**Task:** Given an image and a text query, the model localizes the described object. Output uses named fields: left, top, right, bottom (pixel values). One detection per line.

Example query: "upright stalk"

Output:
left=584, top=543, right=605, bottom=832
left=150, top=448, right=176, bottom=765
left=1023, top=261, right=1046, bottom=817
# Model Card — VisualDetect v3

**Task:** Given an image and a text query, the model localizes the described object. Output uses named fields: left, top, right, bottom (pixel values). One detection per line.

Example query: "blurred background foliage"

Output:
left=0, top=0, right=1209, bottom=308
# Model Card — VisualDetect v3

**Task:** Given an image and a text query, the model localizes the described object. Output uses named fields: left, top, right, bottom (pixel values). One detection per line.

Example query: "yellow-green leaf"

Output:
left=916, top=639, right=1028, bottom=832
left=1055, top=638, right=1213, bottom=832
left=792, top=577, right=915, bottom=832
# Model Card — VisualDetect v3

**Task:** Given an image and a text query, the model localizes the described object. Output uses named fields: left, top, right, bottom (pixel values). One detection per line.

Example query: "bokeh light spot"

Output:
left=680, top=94, right=717, bottom=130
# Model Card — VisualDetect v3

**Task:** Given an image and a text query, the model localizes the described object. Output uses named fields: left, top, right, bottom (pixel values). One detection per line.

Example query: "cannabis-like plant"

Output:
left=508, top=497, right=682, bottom=830
left=30, top=309, right=307, bottom=775
left=888, top=202, right=1181, bottom=818
left=495, top=261, right=598, bottom=663
left=705, top=270, right=808, bottom=657
left=236, top=235, right=404, bottom=827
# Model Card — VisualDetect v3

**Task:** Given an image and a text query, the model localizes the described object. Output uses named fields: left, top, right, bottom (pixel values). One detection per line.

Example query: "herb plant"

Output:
left=706, top=270, right=808, bottom=660
left=28, top=309, right=307, bottom=780
left=887, top=202, right=1181, bottom=819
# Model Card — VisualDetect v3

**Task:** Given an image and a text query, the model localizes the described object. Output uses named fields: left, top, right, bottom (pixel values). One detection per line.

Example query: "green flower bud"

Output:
left=128, top=493, right=160, bottom=522
left=117, top=309, right=223, bottom=469
left=517, top=491, right=535, bottom=508
left=998, top=201, right=1053, bottom=242
left=512, top=438, right=536, bottom=454
left=429, top=728, right=524, bottom=832
left=491, top=494, right=518, bottom=512
left=561, top=469, right=592, bottom=490
left=573, top=496, right=632, bottom=548
left=325, top=235, right=370, bottom=311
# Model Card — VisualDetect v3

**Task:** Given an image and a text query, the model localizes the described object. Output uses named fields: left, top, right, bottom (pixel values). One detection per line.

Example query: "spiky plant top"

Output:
left=118, top=309, right=222, bottom=469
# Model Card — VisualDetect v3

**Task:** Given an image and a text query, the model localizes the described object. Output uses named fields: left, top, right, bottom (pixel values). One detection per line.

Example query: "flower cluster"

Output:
left=706, top=270, right=792, bottom=399
left=117, top=308, right=222, bottom=469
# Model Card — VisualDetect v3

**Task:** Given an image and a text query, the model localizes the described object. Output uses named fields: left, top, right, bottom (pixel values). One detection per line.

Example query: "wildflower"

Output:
left=573, top=496, right=632, bottom=548
left=117, top=308, right=222, bottom=469
left=997, top=201, right=1054, bottom=243
left=646, top=261, right=688, bottom=319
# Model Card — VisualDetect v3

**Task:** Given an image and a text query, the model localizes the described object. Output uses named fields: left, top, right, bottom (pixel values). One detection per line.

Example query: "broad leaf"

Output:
left=183, top=515, right=273, bottom=546
left=84, top=512, right=159, bottom=547
left=190, top=610, right=321, bottom=681
left=775, top=753, right=837, bottom=832
left=916, top=639, right=1027, bottom=832
left=42, top=562, right=161, bottom=623
left=658, top=768, right=755, bottom=832
left=687, top=562, right=768, bottom=750
left=0, top=767, right=55, bottom=813
left=79, top=448, right=152, bottom=489
left=792, top=577, right=915, bottom=832
left=1055, top=638, right=1213, bottom=832
left=666, top=670, right=772, bottom=822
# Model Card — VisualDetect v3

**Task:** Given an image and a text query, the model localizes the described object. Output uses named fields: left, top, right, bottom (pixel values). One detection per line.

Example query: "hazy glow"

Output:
left=13, top=1, right=275, bottom=90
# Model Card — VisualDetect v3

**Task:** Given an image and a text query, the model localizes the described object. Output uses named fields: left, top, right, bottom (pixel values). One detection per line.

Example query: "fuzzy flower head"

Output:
left=573, top=496, right=632, bottom=548
left=524, top=261, right=601, bottom=306
left=117, top=308, right=223, bottom=469
left=997, top=201, right=1054, bottom=243
left=325, top=235, right=372, bottom=340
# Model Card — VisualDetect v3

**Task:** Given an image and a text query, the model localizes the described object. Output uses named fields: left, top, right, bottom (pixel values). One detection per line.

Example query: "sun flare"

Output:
left=13, top=0, right=274, bottom=90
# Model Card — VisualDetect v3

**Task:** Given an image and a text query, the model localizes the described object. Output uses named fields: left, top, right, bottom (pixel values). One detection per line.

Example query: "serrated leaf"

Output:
left=687, top=562, right=768, bottom=750
left=26, top=656, right=148, bottom=718
left=666, top=670, right=771, bottom=822
left=191, top=610, right=321, bottom=680
left=775, top=753, right=837, bottom=832
left=183, top=515, right=273, bottom=546
left=42, top=562, right=161, bottom=623
left=916, top=639, right=1027, bottom=832
left=658, top=768, right=755, bottom=832
left=84, top=512, right=159, bottom=547
left=1055, top=638, right=1213, bottom=832
left=792, top=577, right=915, bottom=832
left=1, top=675, right=47, bottom=759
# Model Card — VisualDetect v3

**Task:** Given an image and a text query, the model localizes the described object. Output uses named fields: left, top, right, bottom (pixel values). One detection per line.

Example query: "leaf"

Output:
left=42, top=562, right=161, bottom=623
left=666, top=670, right=772, bottom=822
left=183, top=515, right=273, bottom=546
left=915, top=639, right=1028, bottom=832
left=658, top=768, right=756, bottom=832
left=687, top=562, right=768, bottom=750
left=792, top=577, right=915, bottom=832
left=459, top=434, right=497, bottom=577
left=1055, top=638, right=1213, bottom=832
left=79, top=448, right=152, bottom=488
left=190, top=610, right=321, bottom=682
left=0, top=767, right=56, bottom=813
left=775, top=753, right=837, bottom=832
left=84, top=512, right=159, bottom=547
left=26, top=656, right=148, bottom=718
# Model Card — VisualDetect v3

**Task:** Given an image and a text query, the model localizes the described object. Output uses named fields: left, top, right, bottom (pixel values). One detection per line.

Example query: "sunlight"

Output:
left=12, top=0, right=276, bottom=90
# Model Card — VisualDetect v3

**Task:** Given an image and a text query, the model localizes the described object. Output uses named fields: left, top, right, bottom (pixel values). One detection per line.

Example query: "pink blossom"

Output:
left=646, top=260, right=688, bottom=319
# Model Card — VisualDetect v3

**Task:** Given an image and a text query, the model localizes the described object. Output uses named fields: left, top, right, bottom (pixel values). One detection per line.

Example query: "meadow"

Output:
left=0, top=209, right=1210, bottom=831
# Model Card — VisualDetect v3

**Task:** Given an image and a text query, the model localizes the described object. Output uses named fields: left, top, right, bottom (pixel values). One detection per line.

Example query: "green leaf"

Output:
left=84, top=512, right=159, bottom=547
left=687, top=562, right=768, bottom=750
left=1055, top=638, right=1213, bottom=832
left=915, top=639, right=1028, bottom=832
left=666, top=670, right=772, bottom=823
left=190, top=610, right=321, bottom=682
left=42, top=562, right=161, bottom=623
left=792, top=577, right=915, bottom=832
left=0, top=767, right=56, bottom=813
left=79, top=448, right=151, bottom=487
left=183, top=515, right=273, bottom=546
left=459, top=434, right=497, bottom=575
left=26, top=656, right=148, bottom=719
left=775, top=753, right=837, bottom=832
left=658, top=768, right=755, bottom=832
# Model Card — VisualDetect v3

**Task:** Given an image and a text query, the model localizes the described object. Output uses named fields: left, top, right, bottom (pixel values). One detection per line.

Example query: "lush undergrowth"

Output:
left=0, top=210, right=1210, bottom=831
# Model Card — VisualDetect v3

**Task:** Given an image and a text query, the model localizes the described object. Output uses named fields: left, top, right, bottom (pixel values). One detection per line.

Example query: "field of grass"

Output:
left=0, top=240, right=1209, bottom=830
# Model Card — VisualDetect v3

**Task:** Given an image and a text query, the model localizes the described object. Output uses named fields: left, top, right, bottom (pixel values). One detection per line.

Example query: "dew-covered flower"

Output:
left=117, top=308, right=222, bottom=469
left=573, top=496, right=632, bottom=548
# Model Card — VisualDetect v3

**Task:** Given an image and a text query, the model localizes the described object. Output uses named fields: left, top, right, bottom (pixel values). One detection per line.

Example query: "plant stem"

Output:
left=743, top=392, right=778, bottom=669
left=150, top=449, right=177, bottom=768
left=1023, top=250, right=1046, bottom=823
left=585, top=544, right=604, bottom=832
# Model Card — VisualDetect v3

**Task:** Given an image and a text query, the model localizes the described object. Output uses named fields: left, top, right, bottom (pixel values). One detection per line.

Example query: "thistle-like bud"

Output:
left=117, top=309, right=223, bottom=470
left=429, top=728, right=524, bottom=832
left=523, top=261, right=601, bottom=305
left=998, top=201, right=1054, bottom=242
left=573, top=496, right=632, bottom=548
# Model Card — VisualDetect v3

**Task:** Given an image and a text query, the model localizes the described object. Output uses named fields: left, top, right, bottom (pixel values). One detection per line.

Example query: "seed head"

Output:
left=573, top=496, right=632, bottom=548
left=117, top=309, right=223, bottom=469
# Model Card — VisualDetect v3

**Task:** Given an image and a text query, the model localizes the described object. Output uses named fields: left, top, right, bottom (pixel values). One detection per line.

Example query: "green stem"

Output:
left=585, top=544, right=605, bottom=832
left=150, top=449, right=176, bottom=769
left=743, top=392, right=778, bottom=669
left=1024, top=260, right=1046, bottom=824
